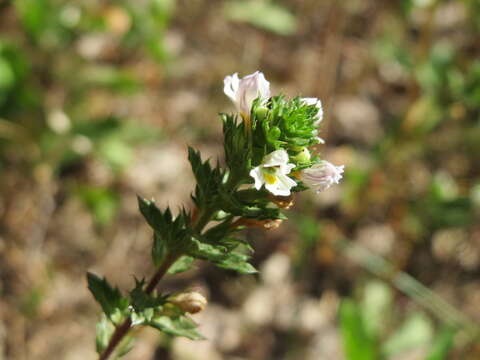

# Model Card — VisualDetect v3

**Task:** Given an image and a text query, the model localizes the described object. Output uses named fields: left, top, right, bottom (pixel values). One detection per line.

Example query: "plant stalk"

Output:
left=98, top=255, right=178, bottom=360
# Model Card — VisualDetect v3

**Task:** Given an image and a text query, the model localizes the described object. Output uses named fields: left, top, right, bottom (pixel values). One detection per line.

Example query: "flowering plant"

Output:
left=87, top=71, right=344, bottom=359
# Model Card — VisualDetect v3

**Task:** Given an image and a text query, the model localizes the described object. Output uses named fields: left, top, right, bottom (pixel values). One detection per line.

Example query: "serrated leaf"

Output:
left=137, top=196, right=165, bottom=232
left=129, top=278, right=165, bottom=313
left=138, top=197, right=191, bottom=258
left=339, top=299, right=377, bottom=360
left=188, top=147, right=225, bottom=207
left=222, top=114, right=251, bottom=178
left=168, top=256, right=195, bottom=274
left=148, top=315, right=205, bottom=340
left=87, top=273, right=128, bottom=318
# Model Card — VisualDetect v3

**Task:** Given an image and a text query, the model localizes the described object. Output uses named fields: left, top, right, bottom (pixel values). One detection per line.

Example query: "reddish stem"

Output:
left=98, top=255, right=178, bottom=360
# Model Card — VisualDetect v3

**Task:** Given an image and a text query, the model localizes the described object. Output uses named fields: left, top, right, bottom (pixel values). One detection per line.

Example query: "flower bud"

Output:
left=301, top=161, right=344, bottom=193
left=268, top=126, right=281, bottom=140
left=263, top=219, right=283, bottom=230
left=269, top=194, right=295, bottom=209
left=255, top=106, right=269, bottom=121
left=169, top=291, right=207, bottom=314
left=231, top=217, right=283, bottom=230
left=293, top=148, right=311, bottom=164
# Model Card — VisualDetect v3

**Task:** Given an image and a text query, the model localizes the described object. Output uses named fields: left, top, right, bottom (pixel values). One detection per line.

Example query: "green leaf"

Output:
left=339, top=299, right=377, bottom=360
left=137, top=196, right=191, bottom=259
left=96, top=315, right=115, bottom=354
left=98, top=137, right=133, bottom=173
left=148, top=315, right=205, bottom=340
left=189, top=237, right=227, bottom=260
left=96, top=316, right=134, bottom=357
left=128, top=278, right=165, bottom=314
left=425, top=327, right=456, bottom=360
left=152, top=231, right=168, bottom=266
left=115, top=336, right=135, bottom=358
left=361, top=281, right=393, bottom=339
left=219, top=187, right=287, bottom=220
left=222, top=114, right=251, bottom=178
left=15, top=0, right=50, bottom=36
left=87, top=273, right=128, bottom=319
left=188, top=238, right=256, bottom=274
left=215, top=252, right=257, bottom=274
left=0, top=57, right=15, bottom=91
left=138, top=196, right=167, bottom=232
left=188, top=147, right=225, bottom=207
left=77, top=186, right=119, bottom=226
left=224, top=0, right=297, bottom=35
left=382, top=312, right=433, bottom=357
left=168, top=256, right=195, bottom=274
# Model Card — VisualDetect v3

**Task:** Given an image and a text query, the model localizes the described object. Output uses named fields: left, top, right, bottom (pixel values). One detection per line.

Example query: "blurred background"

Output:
left=1, top=0, right=480, bottom=359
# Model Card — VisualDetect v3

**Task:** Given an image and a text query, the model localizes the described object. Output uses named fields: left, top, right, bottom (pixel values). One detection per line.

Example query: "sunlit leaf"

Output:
left=224, top=0, right=297, bottom=35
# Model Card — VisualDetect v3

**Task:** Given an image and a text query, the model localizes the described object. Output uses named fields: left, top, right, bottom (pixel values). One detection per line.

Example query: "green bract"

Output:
left=250, top=95, right=322, bottom=168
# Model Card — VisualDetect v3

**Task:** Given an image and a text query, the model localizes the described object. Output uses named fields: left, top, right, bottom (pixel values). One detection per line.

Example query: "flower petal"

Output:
left=224, top=71, right=271, bottom=119
left=223, top=73, right=240, bottom=104
left=249, top=166, right=265, bottom=190
left=262, top=149, right=289, bottom=168
left=265, top=173, right=296, bottom=196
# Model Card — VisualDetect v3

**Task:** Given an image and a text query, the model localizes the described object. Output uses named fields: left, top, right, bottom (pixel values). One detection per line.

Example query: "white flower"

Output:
left=224, top=71, right=271, bottom=120
left=249, top=149, right=297, bottom=196
left=301, top=161, right=344, bottom=193
left=302, top=97, right=323, bottom=126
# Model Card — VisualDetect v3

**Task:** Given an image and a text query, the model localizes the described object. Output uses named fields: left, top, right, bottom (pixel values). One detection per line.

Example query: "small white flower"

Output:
left=224, top=71, right=271, bottom=120
left=249, top=149, right=297, bottom=196
left=302, top=97, right=323, bottom=126
left=301, top=161, right=344, bottom=193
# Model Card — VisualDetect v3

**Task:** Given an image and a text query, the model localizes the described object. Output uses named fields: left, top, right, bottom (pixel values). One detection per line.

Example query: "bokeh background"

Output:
left=1, top=0, right=480, bottom=359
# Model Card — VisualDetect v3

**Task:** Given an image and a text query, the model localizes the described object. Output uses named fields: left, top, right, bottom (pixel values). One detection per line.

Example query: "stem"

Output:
left=145, top=255, right=178, bottom=294
left=98, top=255, right=178, bottom=360
left=98, top=317, right=132, bottom=360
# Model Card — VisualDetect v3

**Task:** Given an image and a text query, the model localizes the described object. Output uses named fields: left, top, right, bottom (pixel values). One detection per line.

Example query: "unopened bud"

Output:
left=255, top=106, right=269, bottom=121
left=269, top=194, right=295, bottom=209
left=169, top=291, right=207, bottom=314
left=293, top=148, right=311, bottom=164
left=231, top=217, right=283, bottom=230
left=263, top=219, right=283, bottom=230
